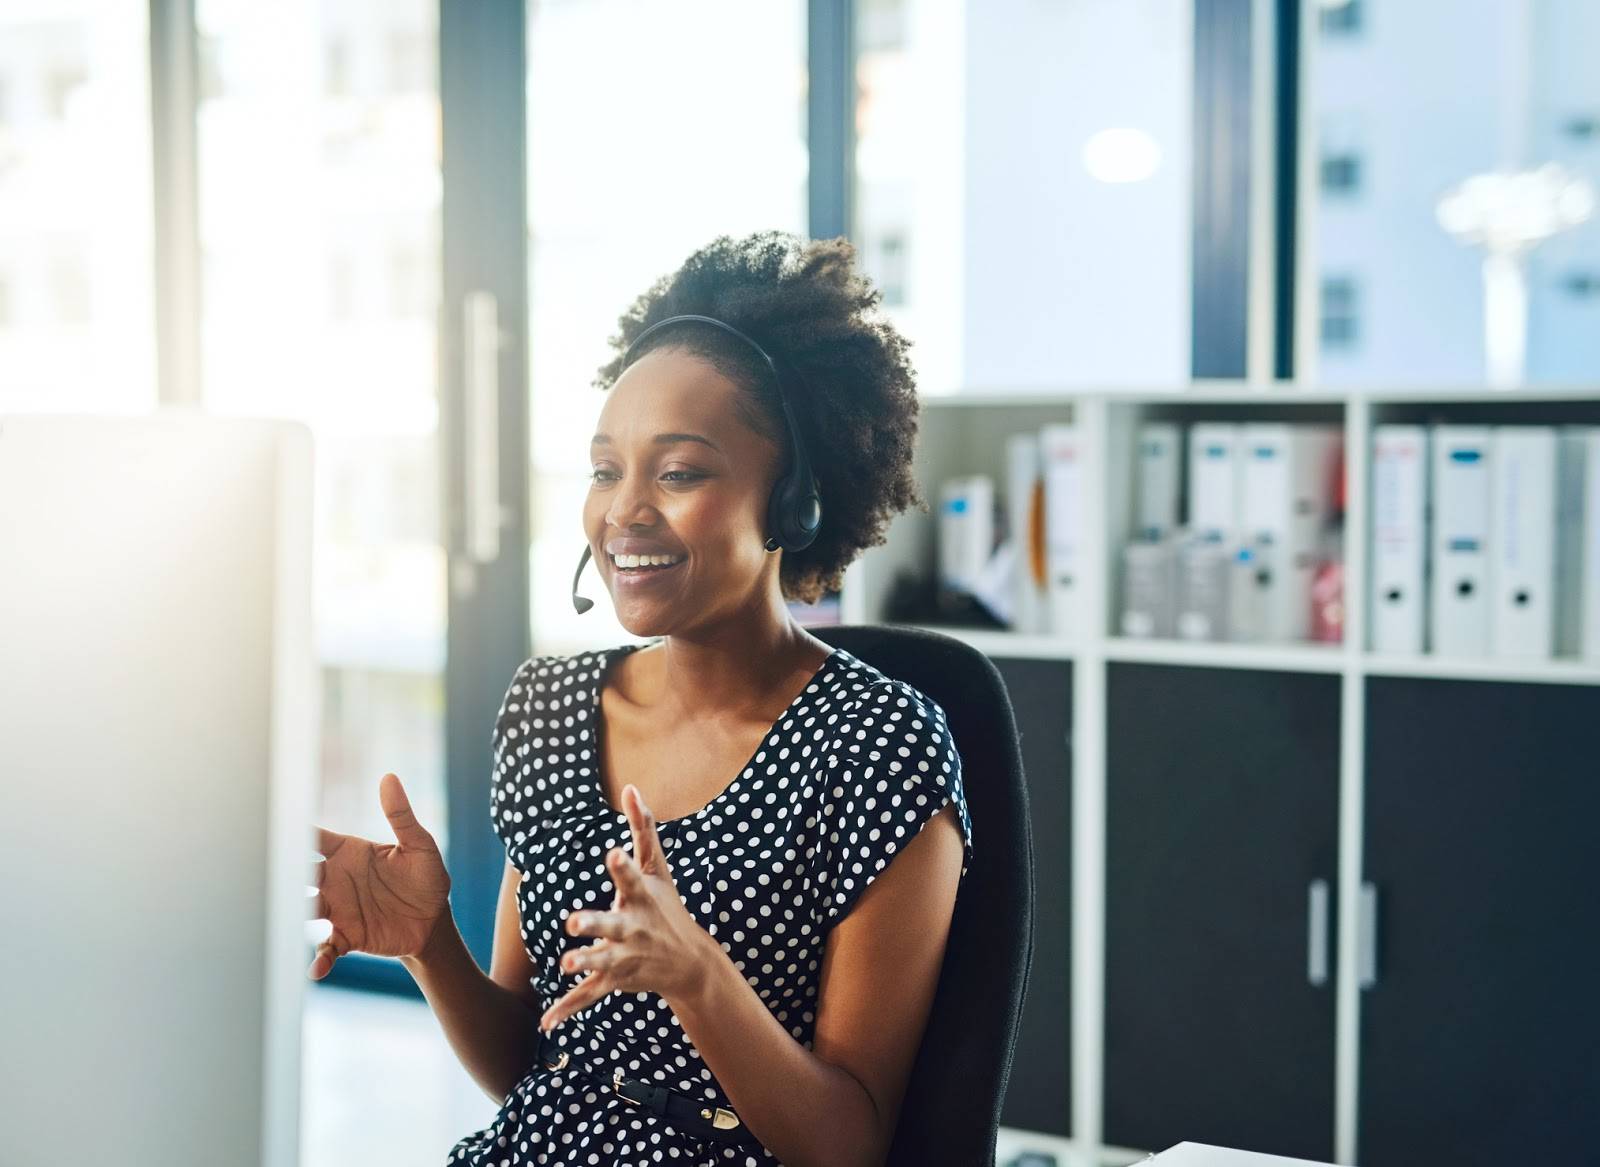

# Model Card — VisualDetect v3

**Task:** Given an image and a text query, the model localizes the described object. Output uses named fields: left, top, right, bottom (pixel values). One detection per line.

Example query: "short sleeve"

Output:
left=488, top=656, right=544, bottom=862
left=816, top=678, right=974, bottom=934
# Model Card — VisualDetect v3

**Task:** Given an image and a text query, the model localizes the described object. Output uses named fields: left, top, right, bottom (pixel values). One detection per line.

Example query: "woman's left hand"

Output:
left=540, top=783, right=716, bottom=1032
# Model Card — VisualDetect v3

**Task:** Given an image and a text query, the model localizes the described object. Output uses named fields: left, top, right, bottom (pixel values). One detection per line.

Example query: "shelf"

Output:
left=1363, top=653, right=1600, bottom=687
left=1104, top=637, right=1349, bottom=674
left=915, top=383, right=1600, bottom=407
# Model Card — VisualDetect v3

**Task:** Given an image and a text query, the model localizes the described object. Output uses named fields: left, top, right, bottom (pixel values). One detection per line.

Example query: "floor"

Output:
left=300, top=983, right=500, bottom=1167
left=300, top=985, right=1135, bottom=1167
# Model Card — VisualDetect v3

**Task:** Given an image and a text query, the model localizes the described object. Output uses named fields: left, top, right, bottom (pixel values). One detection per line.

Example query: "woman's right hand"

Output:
left=308, top=772, right=452, bottom=979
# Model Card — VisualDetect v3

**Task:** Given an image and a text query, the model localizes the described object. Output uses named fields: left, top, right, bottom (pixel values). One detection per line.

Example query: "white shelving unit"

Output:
left=837, top=384, right=1600, bottom=1167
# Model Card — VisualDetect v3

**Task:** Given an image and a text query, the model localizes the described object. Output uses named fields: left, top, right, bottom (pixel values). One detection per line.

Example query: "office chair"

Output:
left=811, top=623, right=1036, bottom=1167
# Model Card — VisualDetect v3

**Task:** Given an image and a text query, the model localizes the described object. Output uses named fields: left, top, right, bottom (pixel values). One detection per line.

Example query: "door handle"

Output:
left=1357, top=880, right=1379, bottom=990
left=1307, top=878, right=1330, bottom=987
left=463, top=290, right=504, bottom=565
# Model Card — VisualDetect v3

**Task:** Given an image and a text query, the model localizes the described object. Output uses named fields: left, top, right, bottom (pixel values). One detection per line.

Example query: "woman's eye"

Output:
left=586, top=469, right=702, bottom=483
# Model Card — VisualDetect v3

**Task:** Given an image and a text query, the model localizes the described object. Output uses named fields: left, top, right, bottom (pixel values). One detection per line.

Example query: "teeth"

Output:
left=611, top=553, right=684, bottom=569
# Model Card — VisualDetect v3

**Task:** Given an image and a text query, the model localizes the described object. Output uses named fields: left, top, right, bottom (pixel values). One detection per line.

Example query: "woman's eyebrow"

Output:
left=590, top=432, right=722, bottom=452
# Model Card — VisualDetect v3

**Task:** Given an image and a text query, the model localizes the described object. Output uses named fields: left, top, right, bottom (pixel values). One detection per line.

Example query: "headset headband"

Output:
left=622, top=314, right=822, bottom=553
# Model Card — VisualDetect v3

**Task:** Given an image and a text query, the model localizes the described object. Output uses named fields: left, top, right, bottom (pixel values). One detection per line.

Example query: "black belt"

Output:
left=536, top=1031, right=761, bottom=1150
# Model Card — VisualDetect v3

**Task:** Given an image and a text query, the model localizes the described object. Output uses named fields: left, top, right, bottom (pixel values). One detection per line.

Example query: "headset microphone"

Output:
left=571, top=543, right=594, bottom=614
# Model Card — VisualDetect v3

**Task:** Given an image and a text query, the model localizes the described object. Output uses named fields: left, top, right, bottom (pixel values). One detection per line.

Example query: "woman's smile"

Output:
left=609, top=551, right=687, bottom=587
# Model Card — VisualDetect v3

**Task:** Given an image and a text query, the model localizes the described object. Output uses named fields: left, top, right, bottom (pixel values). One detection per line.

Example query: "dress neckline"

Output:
left=587, top=641, right=843, bottom=827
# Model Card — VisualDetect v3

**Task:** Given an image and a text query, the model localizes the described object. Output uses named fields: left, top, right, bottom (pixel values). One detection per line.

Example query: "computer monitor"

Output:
left=0, top=411, right=316, bottom=1166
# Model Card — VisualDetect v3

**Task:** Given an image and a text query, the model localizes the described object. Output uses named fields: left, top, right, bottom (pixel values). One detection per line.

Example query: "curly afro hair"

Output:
left=594, top=230, right=928, bottom=605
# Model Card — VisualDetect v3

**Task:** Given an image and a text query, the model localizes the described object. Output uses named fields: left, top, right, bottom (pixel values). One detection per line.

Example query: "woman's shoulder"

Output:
left=823, top=648, right=961, bottom=781
left=494, top=641, right=655, bottom=720
left=827, top=649, right=955, bottom=734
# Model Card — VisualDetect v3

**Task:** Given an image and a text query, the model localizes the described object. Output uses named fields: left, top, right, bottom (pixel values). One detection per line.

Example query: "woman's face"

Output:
left=584, top=346, right=784, bottom=637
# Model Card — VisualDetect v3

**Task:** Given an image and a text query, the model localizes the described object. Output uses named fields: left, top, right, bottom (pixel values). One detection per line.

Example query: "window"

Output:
left=196, top=0, right=448, bottom=854
left=1320, top=275, right=1361, bottom=350
left=1320, top=152, right=1362, bottom=196
left=1560, top=271, right=1599, bottom=299
left=524, top=0, right=807, bottom=655
left=854, top=0, right=1193, bottom=391
left=0, top=6, right=156, bottom=414
left=1305, top=0, right=1599, bottom=386
left=1319, top=0, right=1363, bottom=37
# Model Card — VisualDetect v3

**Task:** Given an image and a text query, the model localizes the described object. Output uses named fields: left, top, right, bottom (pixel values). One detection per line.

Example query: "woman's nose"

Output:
left=604, top=473, right=658, bottom=530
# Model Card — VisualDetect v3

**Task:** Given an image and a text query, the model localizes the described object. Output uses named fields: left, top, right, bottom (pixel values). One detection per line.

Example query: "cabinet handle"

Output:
left=1307, top=878, right=1330, bottom=987
left=463, top=290, right=503, bottom=564
left=1358, top=880, right=1379, bottom=990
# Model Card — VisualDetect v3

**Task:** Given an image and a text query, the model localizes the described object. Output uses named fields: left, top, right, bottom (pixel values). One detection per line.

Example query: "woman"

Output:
left=309, top=231, right=974, bottom=1166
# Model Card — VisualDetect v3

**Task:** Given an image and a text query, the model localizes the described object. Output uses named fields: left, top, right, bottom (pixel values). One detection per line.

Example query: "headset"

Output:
left=571, top=313, right=823, bottom=613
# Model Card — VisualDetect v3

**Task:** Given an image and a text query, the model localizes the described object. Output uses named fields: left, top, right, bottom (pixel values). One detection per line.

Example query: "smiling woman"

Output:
left=312, top=230, right=974, bottom=1167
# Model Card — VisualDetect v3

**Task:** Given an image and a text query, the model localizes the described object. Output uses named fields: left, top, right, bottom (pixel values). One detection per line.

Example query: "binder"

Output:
left=1490, top=426, right=1556, bottom=659
left=1136, top=423, right=1183, bottom=542
left=1176, top=533, right=1232, bottom=641
left=1555, top=427, right=1600, bottom=660
left=1041, top=423, right=1086, bottom=639
left=938, top=475, right=994, bottom=596
left=1227, top=544, right=1265, bottom=643
left=1429, top=426, right=1492, bottom=657
left=1188, top=423, right=1243, bottom=545
left=1240, top=423, right=1340, bottom=641
left=1370, top=425, right=1429, bottom=655
left=1006, top=433, right=1049, bottom=634
left=1121, top=537, right=1178, bottom=638
left=938, top=478, right=971, bottom=594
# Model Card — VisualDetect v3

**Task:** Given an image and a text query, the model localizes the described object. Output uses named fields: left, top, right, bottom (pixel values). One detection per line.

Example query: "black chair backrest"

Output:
left=811, top=624, right=1036, bottom=1166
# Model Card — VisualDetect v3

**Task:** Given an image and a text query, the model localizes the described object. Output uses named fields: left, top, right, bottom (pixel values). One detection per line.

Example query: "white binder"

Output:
left=1370, top=425, right=1429, bottom=655
left=1041, top=423, right=1086, bottom=639
left=938, top=477, right=972, bottom=594
left=1188, top=422, right=1243, bottom=545
left=1136, top=422, right=1183, bottom=542
left=1121, top=537, right=1179, bottom=638
left=1240, top=423, right=1340, bottom=642
left=1176, top=532, right=1232, bottom=641
left=1429, top=425, right=1492, bottom=656
left=1490, top=426, right=1557, bottom=659
left=1555, top=427, right=1600, bottom=661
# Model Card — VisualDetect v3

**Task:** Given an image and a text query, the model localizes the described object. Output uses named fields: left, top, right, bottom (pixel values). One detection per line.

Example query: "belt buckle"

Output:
left=698, top=1104, right=741, bottom=1131
left=613, top=1070, right=741, bottom=1133
left=612, top=1067, right=642, bottom=1106
left=539, top=1036, right=569, bottom=1072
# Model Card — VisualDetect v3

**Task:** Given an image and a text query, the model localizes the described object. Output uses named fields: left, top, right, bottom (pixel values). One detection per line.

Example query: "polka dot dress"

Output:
left=445, top=640, right=974, bottom=1166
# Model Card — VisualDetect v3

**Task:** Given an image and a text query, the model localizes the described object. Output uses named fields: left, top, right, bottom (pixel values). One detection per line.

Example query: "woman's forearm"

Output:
left=666, top=933, right=885, bottom=1167
left=398, top=912, right=544, bottom=1105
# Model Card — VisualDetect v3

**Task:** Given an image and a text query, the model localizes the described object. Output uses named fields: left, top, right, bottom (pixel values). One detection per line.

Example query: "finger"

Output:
left=311, top=859, right=325, bottom=888
left=540, top=972, right=610, bottom=1032
left=306, top=886, right=327, bottom=921
left=559, top=941, right=615, bottom=976
left=622, top=784, right=664, bottom=876
left=307, top=940, right=340, bottom=981
left=606, top=847, right=648, bottom=903
left=565, top=908, right=627, bottom=941
left=378, top=772, right=435, bottom=852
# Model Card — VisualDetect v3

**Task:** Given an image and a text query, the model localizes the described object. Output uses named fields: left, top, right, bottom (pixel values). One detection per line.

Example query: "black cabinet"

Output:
left=1360, top=678, right=1600, bottom=1167
left=992, top=657, right=1074, bottom=1137
left=1104, top=663, right=1340, bottom=1160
